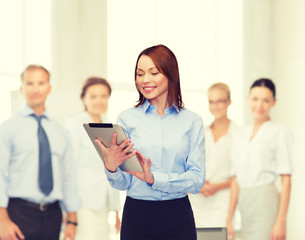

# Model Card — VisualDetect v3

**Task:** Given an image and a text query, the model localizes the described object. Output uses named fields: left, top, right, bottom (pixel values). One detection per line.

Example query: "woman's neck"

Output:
left=211, top=116, right=230, bottom=142
left=253, top=116, right=271, bottom=129
left=212, top=116, right=230, bottom=128
left=88, top=112, right=102, bottom=123
left=150, top=99, right=169, bottom=117
left=250, top=116, right=271, bottom=140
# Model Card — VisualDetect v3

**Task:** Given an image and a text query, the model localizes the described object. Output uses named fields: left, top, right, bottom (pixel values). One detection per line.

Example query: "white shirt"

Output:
left=189, top=121, right=238, bottom=227
left=65, top=112, right=120, bottom=211
left=205, top=121, right=239, bottom=182
left=231, top=121, right=293, bottom=188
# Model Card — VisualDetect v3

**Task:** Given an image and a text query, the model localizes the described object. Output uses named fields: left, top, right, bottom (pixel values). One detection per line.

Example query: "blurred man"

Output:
left=0, top=65, right=79, bottom=240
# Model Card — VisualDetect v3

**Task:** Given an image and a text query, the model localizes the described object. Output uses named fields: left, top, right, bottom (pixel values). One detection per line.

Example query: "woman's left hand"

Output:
left=127, top=151, right=154, bottom=185
left=271, top=221, right=286, bottom=240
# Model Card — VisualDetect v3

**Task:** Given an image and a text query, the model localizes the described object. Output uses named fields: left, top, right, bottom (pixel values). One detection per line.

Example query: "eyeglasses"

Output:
left=208, top=99, right=229, bottom=105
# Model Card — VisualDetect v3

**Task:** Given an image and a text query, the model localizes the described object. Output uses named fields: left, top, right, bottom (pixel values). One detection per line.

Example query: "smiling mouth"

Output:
left=143, top=87, right=156, bottom=93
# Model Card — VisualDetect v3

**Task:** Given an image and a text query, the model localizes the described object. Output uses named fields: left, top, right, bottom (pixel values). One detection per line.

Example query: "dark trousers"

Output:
left=121, top=196, right=197, bottom=240
left=7, top=198, right=62, bottom=240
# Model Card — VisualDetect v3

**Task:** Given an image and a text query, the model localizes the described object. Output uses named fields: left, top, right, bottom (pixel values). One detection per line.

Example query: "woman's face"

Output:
left=82, top=84, right=110, bottom=116
left=248, top=86, right=276, bottom=121
left=208, top=88, right=231, bottom=120
left=136, top=55, right=169, bottom=106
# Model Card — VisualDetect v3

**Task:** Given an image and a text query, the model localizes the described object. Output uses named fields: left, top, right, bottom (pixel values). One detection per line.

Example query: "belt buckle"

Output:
left=39, top=203, right=47, bottom=211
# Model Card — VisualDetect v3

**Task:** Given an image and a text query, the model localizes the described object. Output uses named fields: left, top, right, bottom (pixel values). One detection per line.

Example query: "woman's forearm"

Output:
left=275, top=175, right=291, bottom=224
left=227, top=177, right=239, bottom=224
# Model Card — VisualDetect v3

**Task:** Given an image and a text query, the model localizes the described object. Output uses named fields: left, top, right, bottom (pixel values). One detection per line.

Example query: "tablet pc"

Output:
left=83, top=123, right=143, bottom=172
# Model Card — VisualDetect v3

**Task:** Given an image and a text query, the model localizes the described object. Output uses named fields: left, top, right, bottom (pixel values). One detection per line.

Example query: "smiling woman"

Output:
left=134, top=45, right=183, bottom=115
left=135, top=55, right=169, bottom=116
left=189, top=82, right=238, bottom=228
left=94, top=44, right=206, bottom=240
left=227, top=78, right=293, bottom=240
left=65, top=77, right=121, bottom=240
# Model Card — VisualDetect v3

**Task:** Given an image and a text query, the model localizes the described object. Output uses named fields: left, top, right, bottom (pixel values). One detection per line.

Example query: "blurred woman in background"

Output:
left=226, top=78, right=292, bottom=240
left=65, top=77, right=121, bottom=240
left=190, top=83, right=238, bottom=227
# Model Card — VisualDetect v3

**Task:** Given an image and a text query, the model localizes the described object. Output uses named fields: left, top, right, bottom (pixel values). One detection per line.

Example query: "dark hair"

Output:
left=80, top=77, right=112, bottom=99
left=250, top=78, right=276, bottom=98
left=21, top=65, right=50, bottom=81
left=134, top=44, right=184, bottom=110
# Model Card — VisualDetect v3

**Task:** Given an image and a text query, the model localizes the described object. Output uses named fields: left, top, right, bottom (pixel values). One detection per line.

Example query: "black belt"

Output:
left=9, top=198, right=59, bottom=212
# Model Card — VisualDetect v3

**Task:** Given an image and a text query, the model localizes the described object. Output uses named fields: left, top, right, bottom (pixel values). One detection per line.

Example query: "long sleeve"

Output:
left=151, top=116, right=206, bottom=195
left=0, top=122, right=11, bottom=207
left=60, top=133, right=79, bottom=212
left=105, top=101, right=206, bottom=201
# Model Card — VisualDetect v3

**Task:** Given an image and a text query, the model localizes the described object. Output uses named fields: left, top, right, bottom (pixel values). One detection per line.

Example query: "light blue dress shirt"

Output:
left=0, top=105, right=79, bottom=212
left=106, top=100, right=206, bottom=201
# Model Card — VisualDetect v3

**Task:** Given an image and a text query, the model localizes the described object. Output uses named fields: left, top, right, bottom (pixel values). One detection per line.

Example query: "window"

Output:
left=0, top=0, right=52, bottom=123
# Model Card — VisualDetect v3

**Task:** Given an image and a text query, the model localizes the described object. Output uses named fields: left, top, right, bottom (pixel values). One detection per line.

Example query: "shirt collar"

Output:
left=142, top=99, right=151, bottom=113
left=141, top=99, right=180, bottom=114
left=20, top=104, right=49, bottom=120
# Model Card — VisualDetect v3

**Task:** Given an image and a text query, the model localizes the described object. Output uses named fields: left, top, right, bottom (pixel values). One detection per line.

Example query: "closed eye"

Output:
left=136, top=70, right=144, bottom=77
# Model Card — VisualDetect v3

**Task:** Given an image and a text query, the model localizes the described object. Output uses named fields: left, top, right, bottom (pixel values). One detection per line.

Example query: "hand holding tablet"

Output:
left=83, top=123, right=143, bottom=172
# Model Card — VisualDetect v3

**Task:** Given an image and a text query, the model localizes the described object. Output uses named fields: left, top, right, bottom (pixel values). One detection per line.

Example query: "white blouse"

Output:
left=65, top=112, right=120, bottom=211
left=205, top=121, right=239, bottom=183
left=231, top=121, right=293, bottom=188
left=189, top=121, right=239, bottom=227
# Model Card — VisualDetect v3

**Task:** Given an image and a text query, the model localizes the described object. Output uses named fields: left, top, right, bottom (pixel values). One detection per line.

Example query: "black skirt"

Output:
left=121, top=196, right=196, bottom=240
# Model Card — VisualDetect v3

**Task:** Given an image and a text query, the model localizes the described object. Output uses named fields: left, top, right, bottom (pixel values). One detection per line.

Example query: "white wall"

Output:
left=28, top=0, right=109, bottom=124
left=0, top=0, right=52, bottom=122
left=272, top=1, right=305, bottom=239
left=243, top=0, right=273, bottom=122
left=107, top=0, right=244, bottom=126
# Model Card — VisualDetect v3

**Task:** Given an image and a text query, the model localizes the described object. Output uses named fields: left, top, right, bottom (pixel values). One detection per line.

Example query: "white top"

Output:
left=189, top=121, right=239, bottom=227
left=231, top=121, right=293, bottom=188
left=65, top=112, right=120, bottom=211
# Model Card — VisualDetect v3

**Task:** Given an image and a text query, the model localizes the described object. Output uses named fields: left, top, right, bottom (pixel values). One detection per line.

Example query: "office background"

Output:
left=0, top=0, right=304, bottom=239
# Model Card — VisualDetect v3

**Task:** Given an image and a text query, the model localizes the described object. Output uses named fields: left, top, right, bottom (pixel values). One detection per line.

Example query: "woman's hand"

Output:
left=115, top=211, right=121, bottom=233
left=200, top=180, right=217, bottom=197
left=271, top=220, right=286, bottom=240
left=226, top=222, right=235, bottom=240
left=127, top=151, right=154, bottom=184
left=94, top=133, right=136, bottom=172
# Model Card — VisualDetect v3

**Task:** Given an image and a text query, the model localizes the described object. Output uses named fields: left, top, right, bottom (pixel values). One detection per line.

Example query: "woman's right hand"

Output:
left=200, top=180, right=217, bottom=197
left=94, top=133, right=136, bottom=172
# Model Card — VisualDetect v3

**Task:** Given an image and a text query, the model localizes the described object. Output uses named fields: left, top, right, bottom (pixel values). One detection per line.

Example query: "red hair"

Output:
left=134, top=45, right=184, bottom=110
